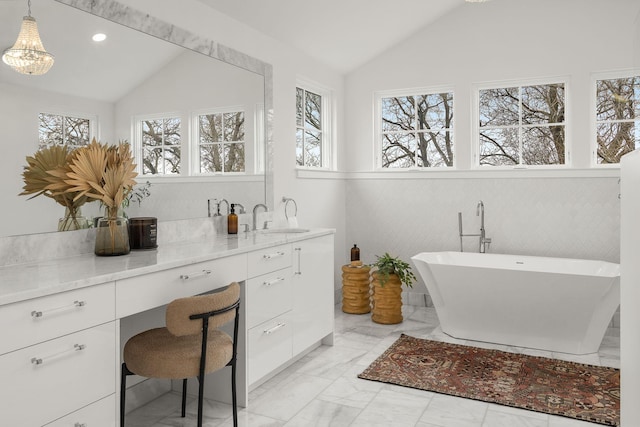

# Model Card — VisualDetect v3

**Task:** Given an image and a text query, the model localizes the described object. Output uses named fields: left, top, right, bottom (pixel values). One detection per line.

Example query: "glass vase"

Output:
left=58, top=207, right=90, bottom=232
left=95, top=216, right=130, bottom=256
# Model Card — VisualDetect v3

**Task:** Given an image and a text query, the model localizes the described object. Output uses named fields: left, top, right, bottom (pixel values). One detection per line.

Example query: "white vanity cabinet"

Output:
left=246, top=244, right=294, bottom=385
left=0, top=283, right=116, bottom=426
left=246, top=234, right=335, bottom=385
left=0, top=227, right=335, bottom=422
left=292, top=234, right=335, bottom=356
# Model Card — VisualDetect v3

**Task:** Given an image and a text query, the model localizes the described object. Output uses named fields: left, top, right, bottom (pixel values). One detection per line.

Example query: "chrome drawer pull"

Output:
left=31, top=343, right=86, bottom=365
left=179, top=269, right=212, bottom=280
left=262, top=251, right=285, bottom=260
left=263, top=322, right=286, bottom=335
left=295, top=247, right=302, bottom=275
left=31, top=300, right=86, bottom=318
left=262, top=277, right=285, bottom=287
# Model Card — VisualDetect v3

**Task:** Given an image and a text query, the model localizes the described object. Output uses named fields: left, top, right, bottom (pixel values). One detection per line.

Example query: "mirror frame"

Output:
left=55, top=0, right=274, bottom=208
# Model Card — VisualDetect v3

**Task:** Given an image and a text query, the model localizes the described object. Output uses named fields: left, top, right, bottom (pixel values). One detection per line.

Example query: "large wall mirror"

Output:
left=0, top=0, right=273, bottom=237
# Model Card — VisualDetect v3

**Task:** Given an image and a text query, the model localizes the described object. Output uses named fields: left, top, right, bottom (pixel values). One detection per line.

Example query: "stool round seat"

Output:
left=123, top=327, right=233, bottom=380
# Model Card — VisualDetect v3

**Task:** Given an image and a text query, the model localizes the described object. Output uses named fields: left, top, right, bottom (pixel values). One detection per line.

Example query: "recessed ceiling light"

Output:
left=92, top=33, right=107, bottom=42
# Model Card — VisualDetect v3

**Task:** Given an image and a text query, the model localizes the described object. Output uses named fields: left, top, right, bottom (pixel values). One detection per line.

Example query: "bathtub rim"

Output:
left=411, top=251, right=620, bottom=278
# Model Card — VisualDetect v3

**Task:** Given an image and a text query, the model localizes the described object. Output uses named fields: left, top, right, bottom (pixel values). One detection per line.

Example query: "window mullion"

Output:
left=413, top=96, right=419, bottom=167
left=518, top=86, right=524, bottom=165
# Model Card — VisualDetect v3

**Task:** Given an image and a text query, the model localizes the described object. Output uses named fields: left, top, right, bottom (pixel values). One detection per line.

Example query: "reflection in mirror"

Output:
left=0, top=0, right=271, bottom=237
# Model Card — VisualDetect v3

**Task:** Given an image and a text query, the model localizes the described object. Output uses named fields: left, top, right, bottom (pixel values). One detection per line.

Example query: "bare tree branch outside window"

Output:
left=199, top=111, right=245, bottom=173
left=478, top=83, right=565, bottom=166
left=596, top=76, right=640, bottom=164
left=38, top=113, right=91, bottom=150
left=141, top=117, right=181, bottom=175
left=380, top=92, right=454, bottom=168
left=296, top=87, right=323, bottom=167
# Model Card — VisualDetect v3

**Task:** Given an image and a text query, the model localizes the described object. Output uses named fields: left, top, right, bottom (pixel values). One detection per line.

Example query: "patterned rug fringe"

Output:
left=358, top=334, right=619, bottom=426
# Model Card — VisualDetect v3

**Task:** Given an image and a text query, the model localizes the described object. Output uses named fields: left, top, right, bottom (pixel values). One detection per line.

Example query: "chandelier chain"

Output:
left=27, top=0, right=32, bottom=17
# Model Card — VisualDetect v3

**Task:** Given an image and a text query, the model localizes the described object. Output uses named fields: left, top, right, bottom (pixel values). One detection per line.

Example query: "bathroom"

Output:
left=0, top=0, right=638, bottom=425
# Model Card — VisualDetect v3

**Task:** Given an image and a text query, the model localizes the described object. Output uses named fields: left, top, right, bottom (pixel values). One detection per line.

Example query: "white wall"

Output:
left=620, top=5, right=640, bottom=426
left=344, top=0, right=637, bottom=297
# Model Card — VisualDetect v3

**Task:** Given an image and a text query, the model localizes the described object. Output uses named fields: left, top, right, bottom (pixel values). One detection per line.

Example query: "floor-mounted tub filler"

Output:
left=411, top=252, right=620, bottom=354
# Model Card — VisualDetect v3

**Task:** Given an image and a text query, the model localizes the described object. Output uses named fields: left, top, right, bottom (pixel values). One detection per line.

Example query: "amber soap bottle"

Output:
left=351, top=244, right=360, bottom=261
left=228, top=203, right=238, bottom=234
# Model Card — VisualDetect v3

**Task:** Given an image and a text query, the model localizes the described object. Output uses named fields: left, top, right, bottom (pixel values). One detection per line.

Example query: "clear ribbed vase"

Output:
left=94, top=209, right=130, bottom=256
left=58, top=207, right=90, bottom=232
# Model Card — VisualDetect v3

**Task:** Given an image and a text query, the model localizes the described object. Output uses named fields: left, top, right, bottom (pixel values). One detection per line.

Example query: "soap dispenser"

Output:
left=351, top=244, right=360, bottom=261
left=228, top=203, right=238, bottom=234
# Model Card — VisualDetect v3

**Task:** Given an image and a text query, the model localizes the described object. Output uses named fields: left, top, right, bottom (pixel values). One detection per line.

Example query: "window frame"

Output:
left=38, top=111, right=98, bottom=150
left=472, top=77, right=571, bottom=170
left=374, top=86, right=456, bottom=170
left=190, top=105, right=247, bottom=176
left=295, top=79, right=334, bottom=170
left=591, top=69, right=640, bottom=168
left=133, top=112, right=183, bottom=177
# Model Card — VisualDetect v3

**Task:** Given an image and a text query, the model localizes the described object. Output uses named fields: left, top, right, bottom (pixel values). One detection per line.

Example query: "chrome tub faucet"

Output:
left=458, top=200, right=491, bottom=253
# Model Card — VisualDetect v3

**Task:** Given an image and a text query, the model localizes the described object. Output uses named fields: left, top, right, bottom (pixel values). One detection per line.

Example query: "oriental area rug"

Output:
left=358, top=334, right=619, bottom=426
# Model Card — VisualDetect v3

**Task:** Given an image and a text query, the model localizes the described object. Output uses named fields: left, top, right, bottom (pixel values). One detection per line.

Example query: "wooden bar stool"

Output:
left=120, top=282, right=240, bottom=427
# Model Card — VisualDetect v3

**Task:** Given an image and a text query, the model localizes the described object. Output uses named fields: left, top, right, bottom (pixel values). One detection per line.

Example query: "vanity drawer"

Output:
left=0, top=322, right=116, bottom=427
left=247, top=244, right=292, bottom=278
left=246, top=267, right=292, bottom=329
left=44, top=394, right=115, bottom=427
left=116, top=254, right=246, bottom=318
left=0, top=282, right=115, bottom=355
left=247, top=313, right=292, bottom=385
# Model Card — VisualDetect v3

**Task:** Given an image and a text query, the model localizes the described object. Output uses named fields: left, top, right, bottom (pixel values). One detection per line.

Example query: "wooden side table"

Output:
left=341, top=263, right=371, bottom=314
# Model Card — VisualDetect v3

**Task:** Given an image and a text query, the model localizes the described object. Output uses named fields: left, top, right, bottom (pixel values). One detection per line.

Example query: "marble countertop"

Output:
left=0, top=228, right=334, bottom=307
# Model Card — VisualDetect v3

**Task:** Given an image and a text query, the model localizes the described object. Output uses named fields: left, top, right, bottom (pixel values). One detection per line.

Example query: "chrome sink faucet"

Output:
left=233, top=203, right=246, bottom=214
left=252, top=203, right=268, bottom=230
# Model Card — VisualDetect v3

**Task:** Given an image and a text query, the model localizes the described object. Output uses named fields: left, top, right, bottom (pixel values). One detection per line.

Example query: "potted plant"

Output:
left=370, top=252, right=416, bottom=324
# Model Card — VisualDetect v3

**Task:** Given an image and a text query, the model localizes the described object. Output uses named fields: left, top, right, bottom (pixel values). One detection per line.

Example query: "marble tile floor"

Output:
left=126, top=305, right=620, bottom=427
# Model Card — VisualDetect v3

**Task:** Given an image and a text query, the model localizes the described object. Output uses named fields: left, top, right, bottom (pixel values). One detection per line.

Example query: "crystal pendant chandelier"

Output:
left=2, top=0, right=54, bottom=76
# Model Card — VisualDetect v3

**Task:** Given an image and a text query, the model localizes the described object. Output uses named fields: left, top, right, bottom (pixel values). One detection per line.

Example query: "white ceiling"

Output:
left=197, top=0, right=470, bottom=73
left=0, top=0, right=183, bottom=102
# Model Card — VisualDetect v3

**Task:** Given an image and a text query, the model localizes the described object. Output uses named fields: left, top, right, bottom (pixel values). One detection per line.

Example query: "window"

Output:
left=38, top=113, right=93, bottom=149
left=378, top=90, right=454, bottom=168
left=296, top=82, right=332, bottom=168
left=595, top=74, right=640, bottom=164
left=478, top=82, right=566, bottom=167
left=138, top=116, right=181, bottom=176
left=197, top=110, right=245, bottom=173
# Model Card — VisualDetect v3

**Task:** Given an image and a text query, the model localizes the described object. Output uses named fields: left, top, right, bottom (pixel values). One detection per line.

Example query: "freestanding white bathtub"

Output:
left=411, top=252, right=620, bottom=354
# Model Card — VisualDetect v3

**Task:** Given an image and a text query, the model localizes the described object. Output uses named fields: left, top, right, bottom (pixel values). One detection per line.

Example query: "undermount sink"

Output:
left=259, top=228, right=310, bottom=234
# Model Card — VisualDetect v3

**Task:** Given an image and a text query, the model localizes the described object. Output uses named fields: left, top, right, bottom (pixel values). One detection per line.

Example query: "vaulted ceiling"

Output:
left=197, top=0, right=472, bottom=73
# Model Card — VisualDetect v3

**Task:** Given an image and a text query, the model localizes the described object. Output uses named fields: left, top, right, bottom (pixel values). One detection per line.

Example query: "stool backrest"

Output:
left=166, top=282, right=240, bottom=336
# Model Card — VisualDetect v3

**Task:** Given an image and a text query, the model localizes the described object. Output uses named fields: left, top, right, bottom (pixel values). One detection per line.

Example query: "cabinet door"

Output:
left=44, top=394, right=115, bottom=427
left=0, top=283, right=115, bottom=356
left=0, top=322, right=116, bottom=426
left=116, top=254, right=246, bottom=318
left=246, top=267, right=293, bottom=329
left=292, top=234, right=335, bottom=356
left=247, top=313, right=292, bottom=385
